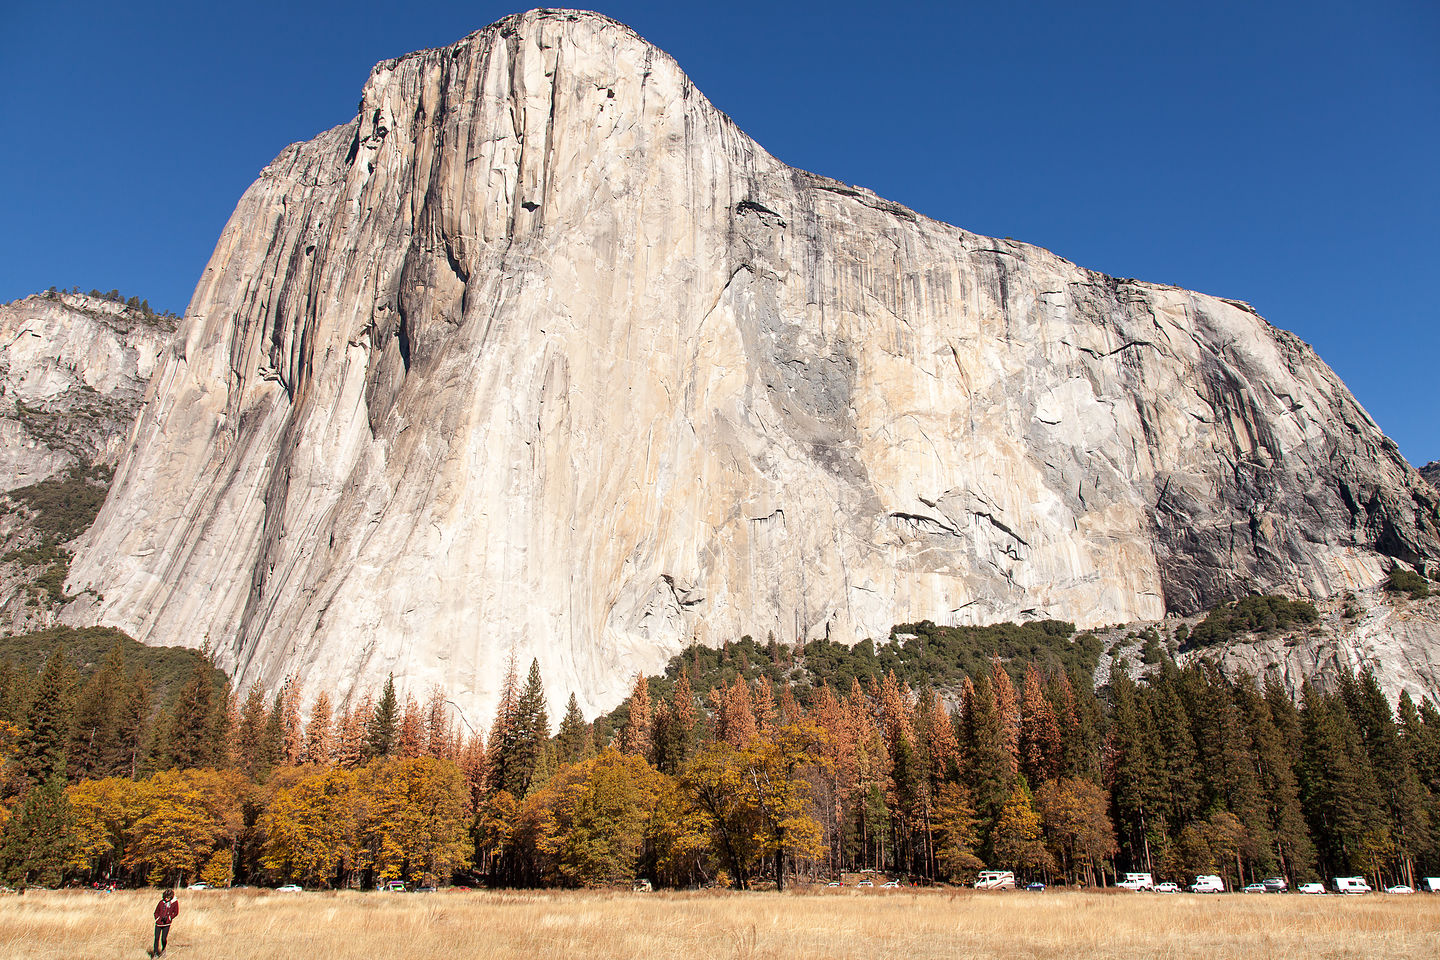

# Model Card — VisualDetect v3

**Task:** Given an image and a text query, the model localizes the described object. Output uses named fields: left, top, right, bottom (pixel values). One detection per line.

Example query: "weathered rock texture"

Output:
left=0, top=293, right=173, bottom=491
left=1205, top=589, right=1440, bottom=707
left=1421, top=461, right=1440, bottom=494
left=63, top=10, right=1440, bottom=717
left=1, top=292, right=176, bottom=631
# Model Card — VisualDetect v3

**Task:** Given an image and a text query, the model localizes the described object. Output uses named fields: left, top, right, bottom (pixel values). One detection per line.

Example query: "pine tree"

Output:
left=303, top=691, right=335, bottom=765
left=990, top=659, right=1020, bottom=775
left=487, top=655, right=521, bottom=793
left=1106, top=668, right=1164, bottom=872
left=1019, top=663, right=1061, bottom=786
left=210, top=684, right=236, bottom=770
left=367, top=674, right=399, bottom=758
left=507, top=659, right=549, bottom=797
left=555, top=693, right=593, bottom=766
left=920, top=691, right=961, bottom=787
left=1046, top=670, right=1084, bottom=780
left=1298, top=684, right=1388, bottom=877
left=397, top=694, right=425, bottom=758
left=753, top=676, right=777, bottom=731
left=422, top=687, right=454, bottom=759
left=652, top=670, right=696, bottom=773
left=235, top=686, right=270, bottom=775
left=1234, top=676, right=1316, bottom=880
left=67, top=642, right=125, bottom=781
left=1346, top=671, right=1431, bottom=886
left=109, top=667, right=151, bottom=779
left=619, top=673, right=651, bottom=757
left=718, top=676, right=757, bottom=748
left=20, top=648, right=76, bottom=785
left=0, top=658, right=26, bottom=725
left=962, top=675, right=1015, bottom=853
left=159, top=660, right=219, bottom=770
left=335, top=695, right=370, bottom=768
left=278, top=678, right=304, bottom=765
left=1148, top=666, right=1203, bottom=832
left=0, top=776, right=78, bottom=887
left=458, top=730, right=489, bottom=814
left=260, top=691, right=285, bottom=769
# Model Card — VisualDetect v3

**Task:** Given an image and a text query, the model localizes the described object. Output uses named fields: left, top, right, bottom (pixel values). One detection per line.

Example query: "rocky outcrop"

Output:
left=0, top=292, right=174, bottom=491
left=1421, top=462, right=1440, bottom=494
left=62, top=10, right=1440, bottom=718
left=1203, top=589, right=1440, bottom=707
left=0, top=292, right=176, bottom=632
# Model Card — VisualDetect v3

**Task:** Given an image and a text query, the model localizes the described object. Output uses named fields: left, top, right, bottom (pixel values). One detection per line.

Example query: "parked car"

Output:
left=1189, top=875, right=1225, bottom=893
left=1117, top=872, right=1154, bottom=891
left=881, top=880, right=901, bottom=888
left=1333, top=876, right=1372, bottom=895
left=1262, top=877, right=1287, bottom=893
left=1243, top=883, right=1267, bottom=893
left=380, top=880, right=407, bottom=892
left=1153, top=882, right=1180, bottom=894
left=825, top=880, right=842, bottom=887
left=1025, top=882, right=1046, bottom=892
left=276, top=884, right=303, bottom=892
left=973, top=870, right=1016, bottom=890
left=1385, top=885, right=1414, bottom=894
left=1297, top=882, right=1325, bottom=895
left=189, top=883, right=209, bottom=891
left=856, top=879, right=873, bottom=887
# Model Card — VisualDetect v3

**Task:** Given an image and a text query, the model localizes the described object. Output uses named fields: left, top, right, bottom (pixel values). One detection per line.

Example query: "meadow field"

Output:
left=2, top=887, right=1437, bottom=960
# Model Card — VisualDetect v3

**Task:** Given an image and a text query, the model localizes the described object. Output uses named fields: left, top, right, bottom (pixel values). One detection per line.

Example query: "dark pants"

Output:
left=152, top=923, right=170, bottom=955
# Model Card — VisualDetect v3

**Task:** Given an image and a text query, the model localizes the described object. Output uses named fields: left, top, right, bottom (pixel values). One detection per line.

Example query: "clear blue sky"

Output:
left=3, top=1, right=1436, bottom=464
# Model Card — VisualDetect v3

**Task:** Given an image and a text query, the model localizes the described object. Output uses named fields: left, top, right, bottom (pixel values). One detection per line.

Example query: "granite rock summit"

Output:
left=62, top=10, right=1440, bottom=717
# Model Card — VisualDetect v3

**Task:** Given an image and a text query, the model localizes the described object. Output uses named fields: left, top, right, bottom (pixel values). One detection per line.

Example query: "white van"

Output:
left=1423, top=878, right=1440, bottom=893
left=1333, top=877, right=1371, bottom=894
left=1117, top=873, right=1154, bottom=891
left=974, top=870, right=1016, bottom=890
left=1189, top=875, right=1224, bottom=893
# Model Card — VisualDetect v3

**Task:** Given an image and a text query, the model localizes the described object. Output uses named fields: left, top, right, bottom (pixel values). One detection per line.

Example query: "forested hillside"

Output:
left=0, top=621, right=1436, bottom=893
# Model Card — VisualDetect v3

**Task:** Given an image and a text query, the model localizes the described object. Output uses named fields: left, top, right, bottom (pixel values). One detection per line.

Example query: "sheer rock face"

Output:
left=63, top=10, right=1440, bottom=717
left=0, top=293, right=174, bottom=491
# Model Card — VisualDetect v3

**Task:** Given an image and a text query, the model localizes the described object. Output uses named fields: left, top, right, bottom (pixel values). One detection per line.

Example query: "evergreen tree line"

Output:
left=1, top=637, right=1438, bottom=892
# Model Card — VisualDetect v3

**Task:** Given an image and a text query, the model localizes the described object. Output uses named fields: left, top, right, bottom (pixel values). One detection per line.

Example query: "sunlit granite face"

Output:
left=62, top=10, right=1439, bottom=719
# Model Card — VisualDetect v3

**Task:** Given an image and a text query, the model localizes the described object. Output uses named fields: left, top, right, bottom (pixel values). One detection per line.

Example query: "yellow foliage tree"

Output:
left=260, top=766, right=366, bottom=887
left=362, top=757, right=468, bottom=885
left=521, top=748, right=666, bottom=887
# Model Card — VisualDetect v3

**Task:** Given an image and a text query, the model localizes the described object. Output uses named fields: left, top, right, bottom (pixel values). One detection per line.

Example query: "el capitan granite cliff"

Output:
left=56, top=10, right=1439, bottom=718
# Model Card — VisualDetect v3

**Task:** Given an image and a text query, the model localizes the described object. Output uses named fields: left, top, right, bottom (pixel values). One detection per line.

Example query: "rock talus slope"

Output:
left=64, top=10, right=1440, bottom=717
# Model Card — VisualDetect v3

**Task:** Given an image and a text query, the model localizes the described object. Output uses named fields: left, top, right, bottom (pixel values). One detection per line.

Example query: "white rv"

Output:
left=1333, top=876, right=1372, bottom=894
left=974, top=870, right=1016, bottom=890
left=1422, top=878, right=1440, bottom=893
left=1189, top=875, right=1225, bottom=893
left=1117, top=873, right=1154, bottom=891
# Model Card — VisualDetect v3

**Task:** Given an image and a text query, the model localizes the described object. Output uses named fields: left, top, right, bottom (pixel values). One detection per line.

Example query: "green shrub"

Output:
left=1384, top=567, right=1431, bottom=599
left=1185, top=594, right=1319, bottom=649
left=1, top=464, right=112, bottom=545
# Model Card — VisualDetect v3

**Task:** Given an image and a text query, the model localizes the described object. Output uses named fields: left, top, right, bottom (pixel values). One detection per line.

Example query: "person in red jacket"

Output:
left=149, top=889, right=179, bottom=957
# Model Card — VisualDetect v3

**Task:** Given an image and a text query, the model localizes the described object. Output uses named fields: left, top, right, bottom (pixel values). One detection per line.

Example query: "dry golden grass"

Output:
left=1, top=887, right=1436, bottom=960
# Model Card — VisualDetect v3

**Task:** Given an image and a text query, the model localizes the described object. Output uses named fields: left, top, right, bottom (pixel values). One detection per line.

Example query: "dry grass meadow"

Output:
left=1, top=887, right=1436, bottom=960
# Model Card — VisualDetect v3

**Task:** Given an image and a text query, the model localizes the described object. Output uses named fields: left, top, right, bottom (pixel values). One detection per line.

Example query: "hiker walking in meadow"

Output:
left=149, top=889, right=179, bottom=957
